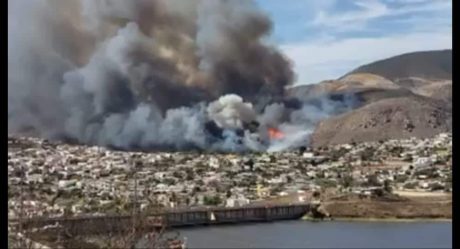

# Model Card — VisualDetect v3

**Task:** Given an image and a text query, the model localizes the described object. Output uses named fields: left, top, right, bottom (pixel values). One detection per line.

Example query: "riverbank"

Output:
left=322, top=192, right=452, bottom=220
left=258, top=189, right=451, bottom=221
left=302, top=216, right=451, bottom=222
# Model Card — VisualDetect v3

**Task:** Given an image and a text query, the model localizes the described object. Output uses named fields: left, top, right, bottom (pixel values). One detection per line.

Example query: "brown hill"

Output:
left=343, top=50, right=452, bottom=81
left=286, top=73, right=412, bottom=106
left=287, top=74, right=401, bottom=99
left=310, top=95, right=451, bottom=147
left=287, top=50, right=452, bottom=147
left=394, top=77, right=452, bottom=102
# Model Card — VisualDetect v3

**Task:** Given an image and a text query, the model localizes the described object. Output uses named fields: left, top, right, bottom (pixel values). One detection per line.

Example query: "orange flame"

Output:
left=268, top=127, right=285, bottom=140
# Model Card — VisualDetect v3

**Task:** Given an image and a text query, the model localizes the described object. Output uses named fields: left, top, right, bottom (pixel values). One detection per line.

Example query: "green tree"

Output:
left=395, top=174, right=409, bottom=183
left=383, top=179, right=392, bottom=193
left=203, top=195, right=222, bottom=206
left=316, top=179, right=337, bottom=188
left=341, top=175, right=354, bottom=189
left=366, top=174, right=381, bottom=187
left=360, top=147, right=376, bottom=161
left=170, top=192, right=177, bottom=203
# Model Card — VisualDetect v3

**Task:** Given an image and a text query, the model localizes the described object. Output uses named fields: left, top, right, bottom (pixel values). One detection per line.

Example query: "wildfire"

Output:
left=268, top=127, right=285, bottom=140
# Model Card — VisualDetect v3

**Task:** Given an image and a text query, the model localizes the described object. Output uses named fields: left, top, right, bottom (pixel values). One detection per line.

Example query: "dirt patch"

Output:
left=394, top=190, right=451, bottom=198
left=323, top=193, right=451, bottom=219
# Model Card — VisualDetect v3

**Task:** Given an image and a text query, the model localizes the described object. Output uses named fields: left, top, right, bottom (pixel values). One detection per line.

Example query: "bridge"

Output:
left=10, top=203, right=310, bottom=236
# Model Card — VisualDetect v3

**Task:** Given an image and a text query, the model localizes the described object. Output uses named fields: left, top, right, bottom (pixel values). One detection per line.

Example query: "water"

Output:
left=178, top=220, right=452, bottom=248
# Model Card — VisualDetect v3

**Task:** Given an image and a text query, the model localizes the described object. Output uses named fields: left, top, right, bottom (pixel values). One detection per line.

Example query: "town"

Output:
left=8, top=132, right=452, bottom=220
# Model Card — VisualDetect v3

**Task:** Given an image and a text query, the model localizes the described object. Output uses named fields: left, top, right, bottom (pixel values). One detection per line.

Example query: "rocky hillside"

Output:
left=288, top=50, right=452, bottom=147
left=310, top=95, right=452, bottom=147
left=394, top=77, right=452, bottom=103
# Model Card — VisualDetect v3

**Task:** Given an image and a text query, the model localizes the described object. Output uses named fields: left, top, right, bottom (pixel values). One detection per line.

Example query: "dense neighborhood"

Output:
left=8, top=133, right=452, bottom=219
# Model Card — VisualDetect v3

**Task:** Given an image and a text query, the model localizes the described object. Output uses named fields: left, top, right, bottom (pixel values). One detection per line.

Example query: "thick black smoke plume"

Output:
left=8, top=0, right=356, bottom=152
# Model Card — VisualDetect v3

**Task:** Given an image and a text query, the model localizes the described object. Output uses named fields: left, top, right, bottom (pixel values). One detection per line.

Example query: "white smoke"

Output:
left=207, top=94, right=256, bottom=130
left=266, top=94, right=359, bottom=152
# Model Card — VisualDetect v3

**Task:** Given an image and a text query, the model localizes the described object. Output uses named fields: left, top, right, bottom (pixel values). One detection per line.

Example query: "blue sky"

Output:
left=255, top=0, right=452, bottom=85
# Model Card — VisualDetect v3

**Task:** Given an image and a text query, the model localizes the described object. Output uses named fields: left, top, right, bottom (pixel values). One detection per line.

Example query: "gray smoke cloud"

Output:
left=8, top=0, right=357, bottom=152
left=267, top=93, right=360, bottom=152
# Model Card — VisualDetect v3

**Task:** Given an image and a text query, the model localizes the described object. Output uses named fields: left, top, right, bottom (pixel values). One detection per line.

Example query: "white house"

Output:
left=225, top=196, right=250, bottom=207
left=302, top=152, right=314, bottom=159
left=414, top=157, right=433, bottom=168
left=208, top=157, right=220, bottom=169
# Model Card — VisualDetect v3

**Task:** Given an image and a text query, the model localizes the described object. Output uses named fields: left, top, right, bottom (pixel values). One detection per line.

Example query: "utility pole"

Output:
left=17, top=164, right=27, bottom=248
left=131, top=155, right=138, bottom=235
left=18, top=164, right=25, bottom=233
